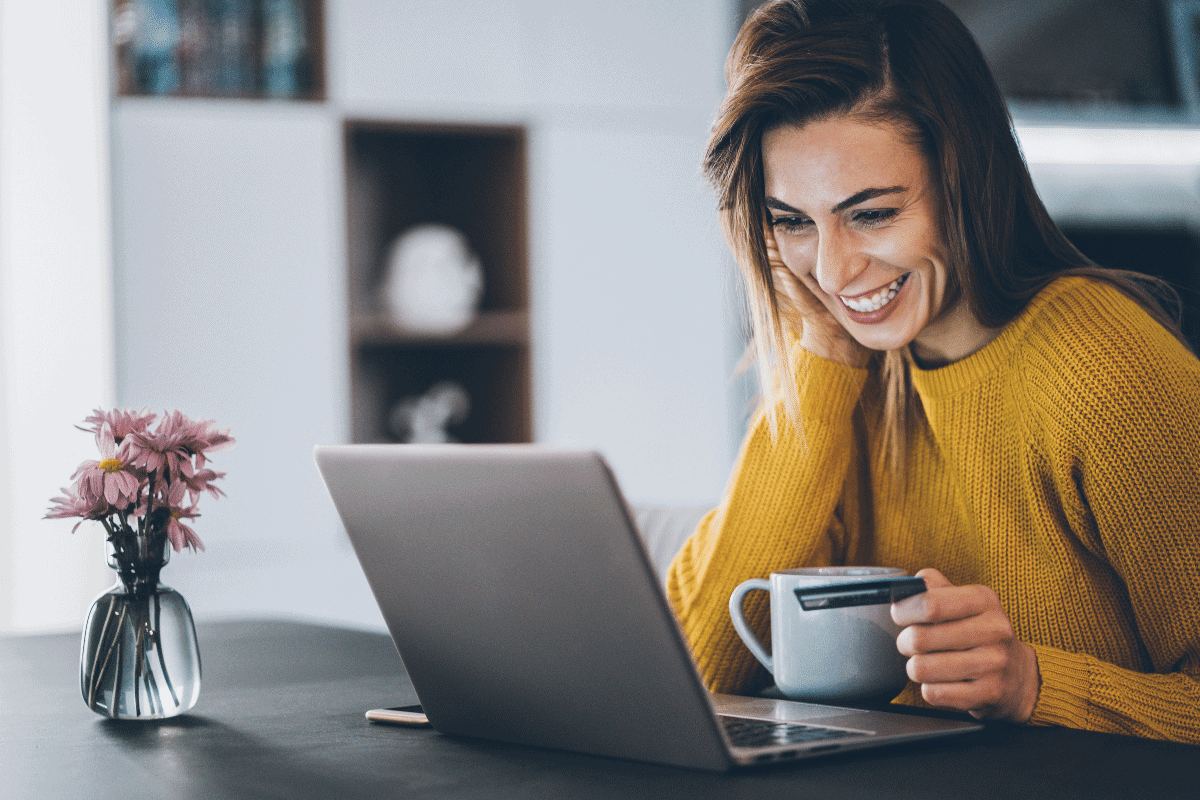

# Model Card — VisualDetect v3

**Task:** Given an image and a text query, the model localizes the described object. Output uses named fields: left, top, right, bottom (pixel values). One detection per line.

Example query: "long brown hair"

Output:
left=706, top=0, right=1186, bottom=463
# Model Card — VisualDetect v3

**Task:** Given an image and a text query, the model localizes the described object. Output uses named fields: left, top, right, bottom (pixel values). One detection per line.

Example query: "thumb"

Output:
left=915, top=567, right=953, bottom=589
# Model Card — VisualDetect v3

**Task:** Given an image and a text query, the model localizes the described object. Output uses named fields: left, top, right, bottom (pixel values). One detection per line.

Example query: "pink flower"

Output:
left=163, top=481, right=204, bottom=552
left=182, top=467, right=227, bottom=503
left=81, top=407, right=156, bottom=444
left=45, top=487, right=110, bottom=533
left=71, top=424, right=140, bottom=507
left=49, top=408, right=231, bottom=557
left=126, top=410, right=236, bottom=481
left=165, top=507, right=205, bottom=552
left=125, top=410, right=194, bottom=482
left=177, top=415, right=236, bottom=470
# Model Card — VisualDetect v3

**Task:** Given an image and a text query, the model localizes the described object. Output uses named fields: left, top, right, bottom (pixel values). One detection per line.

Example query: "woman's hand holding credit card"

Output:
left=891, top=568, right=1040, bottom=724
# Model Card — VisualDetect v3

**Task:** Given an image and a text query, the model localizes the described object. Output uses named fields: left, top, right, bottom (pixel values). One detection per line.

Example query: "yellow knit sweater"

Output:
left=667, top=276, right=1200, bottom=743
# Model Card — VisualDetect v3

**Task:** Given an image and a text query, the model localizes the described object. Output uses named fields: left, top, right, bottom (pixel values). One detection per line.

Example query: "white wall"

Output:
left=331, top=0, right=736, bottom=504
left=0, top=0, right=116, bottom=633
left=110, top=0, right=737, bottom=631
left=532, top=112, right=731, bottom=503
left=110, top=101, right=370, bottom=625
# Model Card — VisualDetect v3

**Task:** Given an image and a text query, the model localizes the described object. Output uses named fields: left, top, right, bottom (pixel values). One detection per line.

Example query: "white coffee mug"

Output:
left=728, top=567, right=910, bottom=702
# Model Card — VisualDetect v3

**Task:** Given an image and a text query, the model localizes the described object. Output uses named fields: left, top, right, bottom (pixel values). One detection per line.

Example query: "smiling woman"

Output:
left=667, top=0, right=1200, bottom=744
left=761, top=119, right=986, bottom=364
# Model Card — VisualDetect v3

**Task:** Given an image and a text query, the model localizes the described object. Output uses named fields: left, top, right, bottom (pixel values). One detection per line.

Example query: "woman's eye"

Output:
left=770, top=216, right=812, bottom=235
left=853, top=208, right=899, bottom=227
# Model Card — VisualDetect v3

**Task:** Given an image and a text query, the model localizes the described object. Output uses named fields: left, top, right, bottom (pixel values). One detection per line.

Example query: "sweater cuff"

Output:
left=793, top=347, right=869, bottom=427
left=1027, top=644, right=1091, bottom=729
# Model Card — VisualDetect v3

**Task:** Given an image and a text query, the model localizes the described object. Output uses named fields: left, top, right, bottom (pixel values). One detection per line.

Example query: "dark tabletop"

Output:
left=2, top=619, right=1198, bottom=800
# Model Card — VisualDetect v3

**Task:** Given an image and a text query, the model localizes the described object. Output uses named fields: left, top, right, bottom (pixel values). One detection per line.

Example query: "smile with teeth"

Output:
left=840, top=273, right=909, bottom=313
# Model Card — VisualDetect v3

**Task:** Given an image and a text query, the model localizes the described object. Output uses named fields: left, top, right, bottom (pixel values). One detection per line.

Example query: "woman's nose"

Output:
left=813, top=230, right=866, bottom=295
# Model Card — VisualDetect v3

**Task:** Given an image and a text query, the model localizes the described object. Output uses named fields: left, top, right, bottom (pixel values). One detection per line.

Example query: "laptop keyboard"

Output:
left=719, top=715, right=864, bottom=747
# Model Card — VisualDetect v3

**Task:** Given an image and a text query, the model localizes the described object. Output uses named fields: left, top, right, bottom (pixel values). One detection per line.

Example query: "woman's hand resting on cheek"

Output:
left=892, top=568, right=1041, bottom=722
left=765, top=231, right=871, bottom=368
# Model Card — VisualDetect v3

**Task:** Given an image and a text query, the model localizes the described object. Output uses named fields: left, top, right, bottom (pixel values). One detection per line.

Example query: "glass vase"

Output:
left=80, top=535, right=201, bottom=719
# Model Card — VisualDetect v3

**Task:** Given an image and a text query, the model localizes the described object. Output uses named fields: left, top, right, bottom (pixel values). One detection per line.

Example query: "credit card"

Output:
left=793, top=576, right=927, bottom=611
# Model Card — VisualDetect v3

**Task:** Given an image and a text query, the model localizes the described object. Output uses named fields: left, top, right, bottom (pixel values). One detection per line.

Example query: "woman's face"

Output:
left=762, top=116, right=990, bottom=365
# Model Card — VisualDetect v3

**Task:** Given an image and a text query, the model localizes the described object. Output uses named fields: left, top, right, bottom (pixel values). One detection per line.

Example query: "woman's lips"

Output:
left=838, top=273, right=911, bottom=324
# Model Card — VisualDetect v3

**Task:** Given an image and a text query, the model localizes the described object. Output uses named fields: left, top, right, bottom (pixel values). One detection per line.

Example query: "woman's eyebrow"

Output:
left=765, top=197, right=803, bottom=214
left=830, top=186, right=907, bottom=214
left=765, top=186, right=908, bottom=216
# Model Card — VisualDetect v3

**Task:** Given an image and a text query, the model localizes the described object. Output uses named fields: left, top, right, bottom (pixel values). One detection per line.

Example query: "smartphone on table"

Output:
left=365, top=704, right=431, bottom=727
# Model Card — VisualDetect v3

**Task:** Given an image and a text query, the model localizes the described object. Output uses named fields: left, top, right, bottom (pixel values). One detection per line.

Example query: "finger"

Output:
left=915, top=567, right=952, bottom=589
left=771, top=265, right=825, bottom=320
left=919, top=677, right=1007, bottom=718
left=765, top=234, right=785, bottom=268
left=896, top=614, right=1014, bottom=656
left=771, top=262, right=808, bottom=300
left=891, top=568, right=951, bottom=626
left=892, top=583, right=995, bottom=627
left=905, top=647, right=1008, bottom=684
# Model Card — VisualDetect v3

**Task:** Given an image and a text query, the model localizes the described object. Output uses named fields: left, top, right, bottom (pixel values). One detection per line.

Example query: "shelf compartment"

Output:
left=344, top=119, right=531, bottom=446
left=353, top=345, right=531, bottom=445
left=344, top=120, right=528, bottom=318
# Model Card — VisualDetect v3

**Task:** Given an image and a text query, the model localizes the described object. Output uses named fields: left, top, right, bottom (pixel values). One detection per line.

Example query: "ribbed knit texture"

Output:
left=667, top=277, right=1200, bottom=743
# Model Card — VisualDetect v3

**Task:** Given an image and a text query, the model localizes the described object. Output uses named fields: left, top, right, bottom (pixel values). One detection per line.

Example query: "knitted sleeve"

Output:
left=666, top=349, right=869, bottom=694
left=1024, top=286, right=1200, bottom=743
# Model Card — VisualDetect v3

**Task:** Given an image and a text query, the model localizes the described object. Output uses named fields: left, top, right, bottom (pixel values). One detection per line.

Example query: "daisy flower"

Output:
left=182, top=467, right=227, bottom=503
left=48, top=408, right=230, bottom=556
left=180, top=416, right=235, bottom=470
left=45, top=487, right=110, bottom=533
left=71, top=424, right=140, bottom=508
left=80, top=407, right=156, bottom=444
left=125, top=410, right=194, bottom=482
left=163, top=481, right=205, bottom=552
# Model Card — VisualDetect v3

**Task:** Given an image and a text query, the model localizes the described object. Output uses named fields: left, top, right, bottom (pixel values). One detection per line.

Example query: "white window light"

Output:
left=1015, top=126, right=1200, bottom=166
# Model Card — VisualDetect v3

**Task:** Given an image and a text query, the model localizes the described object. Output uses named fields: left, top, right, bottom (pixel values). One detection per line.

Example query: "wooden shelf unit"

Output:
left=112, top=0, right=326, bottom=101
left=344, top=120, right=531, bottom=445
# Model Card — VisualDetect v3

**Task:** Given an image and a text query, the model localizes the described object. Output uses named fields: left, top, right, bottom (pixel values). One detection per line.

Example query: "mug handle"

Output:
left=728, top=578, right=773, bottom=674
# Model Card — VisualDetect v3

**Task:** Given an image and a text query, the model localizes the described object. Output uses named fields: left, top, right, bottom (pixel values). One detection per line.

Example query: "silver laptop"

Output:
left=314, top=444, right=981, bottom=771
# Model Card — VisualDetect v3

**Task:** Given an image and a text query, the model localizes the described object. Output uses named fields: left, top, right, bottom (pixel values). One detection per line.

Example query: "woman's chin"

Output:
left=846, top=327, right=917, bottom=354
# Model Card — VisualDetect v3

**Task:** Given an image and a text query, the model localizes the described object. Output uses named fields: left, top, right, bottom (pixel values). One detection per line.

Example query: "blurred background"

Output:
left=4, top=0, right=1200, bottom=636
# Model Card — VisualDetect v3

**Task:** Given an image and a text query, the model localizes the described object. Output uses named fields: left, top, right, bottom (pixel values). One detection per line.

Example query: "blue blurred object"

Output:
left=134, top=0, right=181, bottom=95
left=214, top=0, right=256, bottom=96
left=262, top=0, right=306, bottom=98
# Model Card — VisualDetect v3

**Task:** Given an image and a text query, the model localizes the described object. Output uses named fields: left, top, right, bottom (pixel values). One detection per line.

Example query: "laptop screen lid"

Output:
left=314, top=444, right=735, bottom=771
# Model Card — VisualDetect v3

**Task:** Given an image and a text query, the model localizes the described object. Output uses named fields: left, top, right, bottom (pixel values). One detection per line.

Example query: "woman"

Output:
left=667, top=0, right=1200, bottom=742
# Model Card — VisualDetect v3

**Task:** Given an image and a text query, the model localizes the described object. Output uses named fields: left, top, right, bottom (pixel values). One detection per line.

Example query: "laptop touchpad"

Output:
left=711, top=694, right=863, bottom=722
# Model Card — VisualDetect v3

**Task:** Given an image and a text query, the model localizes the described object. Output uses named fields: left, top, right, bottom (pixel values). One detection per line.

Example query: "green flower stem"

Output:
left=86, top=595, right=118, bottom=708
left=134, top=620, right=144, bottom=716
left=152, top=593, right=180, bottom=707
left=89, top=601, right=128, bottom=712
left=111, top=637, right=122, bottom=716
left=134, top=620, right=163, bottom=717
